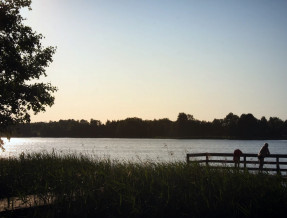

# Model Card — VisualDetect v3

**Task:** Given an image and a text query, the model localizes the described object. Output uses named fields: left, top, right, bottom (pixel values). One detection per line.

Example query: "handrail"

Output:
left=187, top=153, right=287, bottom=158
left=186, top=152, right=287, bottom=174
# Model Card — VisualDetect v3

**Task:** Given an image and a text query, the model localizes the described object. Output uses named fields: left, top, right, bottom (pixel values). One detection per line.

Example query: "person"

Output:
left=233, top=149, right=243, bottom=167
left=258, top=143, right=270, bottom=170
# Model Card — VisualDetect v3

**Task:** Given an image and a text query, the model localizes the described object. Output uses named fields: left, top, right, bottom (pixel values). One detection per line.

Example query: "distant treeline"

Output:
left=10, top=113, right=287, bottom=139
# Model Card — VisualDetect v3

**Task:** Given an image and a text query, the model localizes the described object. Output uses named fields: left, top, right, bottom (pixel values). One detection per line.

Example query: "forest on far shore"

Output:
left=8, top=113, right=287, bottom=139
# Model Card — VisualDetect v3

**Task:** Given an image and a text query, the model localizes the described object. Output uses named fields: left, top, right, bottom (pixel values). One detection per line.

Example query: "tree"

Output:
left=116, top=118, right=147, bottom=138
left=259, top=116, right=268, bottom=137
left=237, top=113, right=259, bottom=139
left=223, top=113, right=239, bottom=138
left=268, top=117, right=284, bottom=138
left=0, top=0, right=57, bottom=148
left=176, top=113, right=195, bottom=138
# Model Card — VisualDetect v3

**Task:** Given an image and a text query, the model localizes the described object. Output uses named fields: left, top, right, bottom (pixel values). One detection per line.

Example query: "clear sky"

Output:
left=22, top=0, right=287, bottom=123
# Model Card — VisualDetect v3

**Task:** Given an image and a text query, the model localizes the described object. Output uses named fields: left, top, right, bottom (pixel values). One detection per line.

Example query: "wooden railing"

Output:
left=186, top=153, right=287, bottom=173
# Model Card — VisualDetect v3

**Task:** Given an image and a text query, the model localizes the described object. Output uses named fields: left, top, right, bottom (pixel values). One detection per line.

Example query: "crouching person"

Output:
left=233, top=149, right=243, bottom=168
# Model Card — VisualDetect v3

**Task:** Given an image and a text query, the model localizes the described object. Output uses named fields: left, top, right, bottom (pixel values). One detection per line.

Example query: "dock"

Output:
left=186, top=153, right=287, bottom=174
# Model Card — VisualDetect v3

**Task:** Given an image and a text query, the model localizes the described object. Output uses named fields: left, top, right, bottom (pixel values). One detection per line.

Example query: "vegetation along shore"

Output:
left=8, top=112, right=287, bottom=140
left=0, top=152, right=286, bottom=217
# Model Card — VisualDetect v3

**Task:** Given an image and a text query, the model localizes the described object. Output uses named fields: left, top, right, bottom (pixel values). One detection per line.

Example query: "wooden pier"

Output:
left=186, top=153, right=287, bottom=174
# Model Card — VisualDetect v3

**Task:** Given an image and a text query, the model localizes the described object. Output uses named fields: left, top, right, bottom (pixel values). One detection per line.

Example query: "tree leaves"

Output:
left=0, top=0, right=57, bottom=133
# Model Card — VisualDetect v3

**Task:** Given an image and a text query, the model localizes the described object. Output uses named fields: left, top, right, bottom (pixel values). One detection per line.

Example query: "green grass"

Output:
left=0, top=152, right=286, bottom=217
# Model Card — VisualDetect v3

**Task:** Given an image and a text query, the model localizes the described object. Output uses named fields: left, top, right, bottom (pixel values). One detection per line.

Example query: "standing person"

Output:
left=233, top=149, right=243, bottom=168
left=258, top=143, right=270, bottom=170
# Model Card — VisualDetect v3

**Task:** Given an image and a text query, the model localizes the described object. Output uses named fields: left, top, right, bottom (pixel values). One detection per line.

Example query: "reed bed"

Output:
left=0, top=152, right=286, bottom=217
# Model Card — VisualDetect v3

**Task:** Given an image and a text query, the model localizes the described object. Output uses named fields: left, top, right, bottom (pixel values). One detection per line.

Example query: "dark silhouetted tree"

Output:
left=0, top=0, right=57, bottom=146
left=211, top=118, right=224, bottom=137
left=116, top=118, right=147, bottom=138
left=9, top=113, right=287, bottom=139
left=237, top=114, right=259, bottom=139
left=176, top=113, right=189, bottom=137
left=259, top=116, right=268, bottom=138
left=223, top=113, right=239, bottom=138
left=268, top=117, right=284, bottom=138
left=146, top=118, right=172, bottom=138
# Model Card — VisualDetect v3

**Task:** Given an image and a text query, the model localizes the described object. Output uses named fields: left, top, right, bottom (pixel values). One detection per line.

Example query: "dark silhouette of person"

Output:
left=258, top=143, right=270, bottom=170
left=233, top=149, right=243, bottom=167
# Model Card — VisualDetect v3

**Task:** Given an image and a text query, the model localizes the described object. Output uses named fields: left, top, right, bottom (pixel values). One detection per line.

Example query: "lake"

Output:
left=1, top=138, right=287, bottom=163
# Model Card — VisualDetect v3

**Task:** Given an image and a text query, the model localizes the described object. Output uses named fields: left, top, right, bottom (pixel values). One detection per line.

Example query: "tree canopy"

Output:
left=11, top=113, right=287, bottom=140
left=0, top=0, right=57, bottom=149
left=0, top=0, right=57, bottom=134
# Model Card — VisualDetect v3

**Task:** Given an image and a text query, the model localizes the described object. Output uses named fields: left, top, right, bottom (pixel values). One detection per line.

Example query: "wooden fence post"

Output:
left=244, top=155, right=246, bottom=169
left=186, top=154, right=189, bottom=164
left=206, top=153, right=209, bottom=166
left=276, top=157, right=281, bottom=175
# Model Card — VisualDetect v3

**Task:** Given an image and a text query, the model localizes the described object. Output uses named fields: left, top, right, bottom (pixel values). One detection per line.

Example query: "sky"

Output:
left=21, top=0, right=287, bottom=123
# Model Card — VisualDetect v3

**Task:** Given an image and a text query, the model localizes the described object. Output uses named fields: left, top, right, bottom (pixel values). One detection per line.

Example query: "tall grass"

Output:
left=0, top=152, right=286, bottom=217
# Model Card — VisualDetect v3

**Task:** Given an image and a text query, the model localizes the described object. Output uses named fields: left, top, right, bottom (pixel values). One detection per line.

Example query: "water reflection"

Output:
left=2, top=138, right=27, bottom=156
left=0, top=138, right=286, bottom=164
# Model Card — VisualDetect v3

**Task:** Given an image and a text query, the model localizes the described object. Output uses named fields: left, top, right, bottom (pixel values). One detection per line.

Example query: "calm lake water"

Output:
left=1, top=138, right=287, bottom=163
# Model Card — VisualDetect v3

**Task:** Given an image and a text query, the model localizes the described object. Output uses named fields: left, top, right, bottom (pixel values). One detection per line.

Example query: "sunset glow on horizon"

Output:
left=21, top=0, right=287, bottom=123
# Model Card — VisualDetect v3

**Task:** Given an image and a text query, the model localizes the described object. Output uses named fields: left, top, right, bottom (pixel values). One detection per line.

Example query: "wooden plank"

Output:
left=205, top=153, right=234, bottom=157
left=188, top=160, right=206, bottom=163
left=206, top=160, right=234, bottom=164
left=187, top=153, right=208, bottom=157
left=187, top=153, right=287, bottom=158
left=207, top=160, right=287, bottom=165
left=191, top=159, right=287, bottom=165
left=187, top=153, right=287, bottom=159
left=269, top=154, right=287, bottom=158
